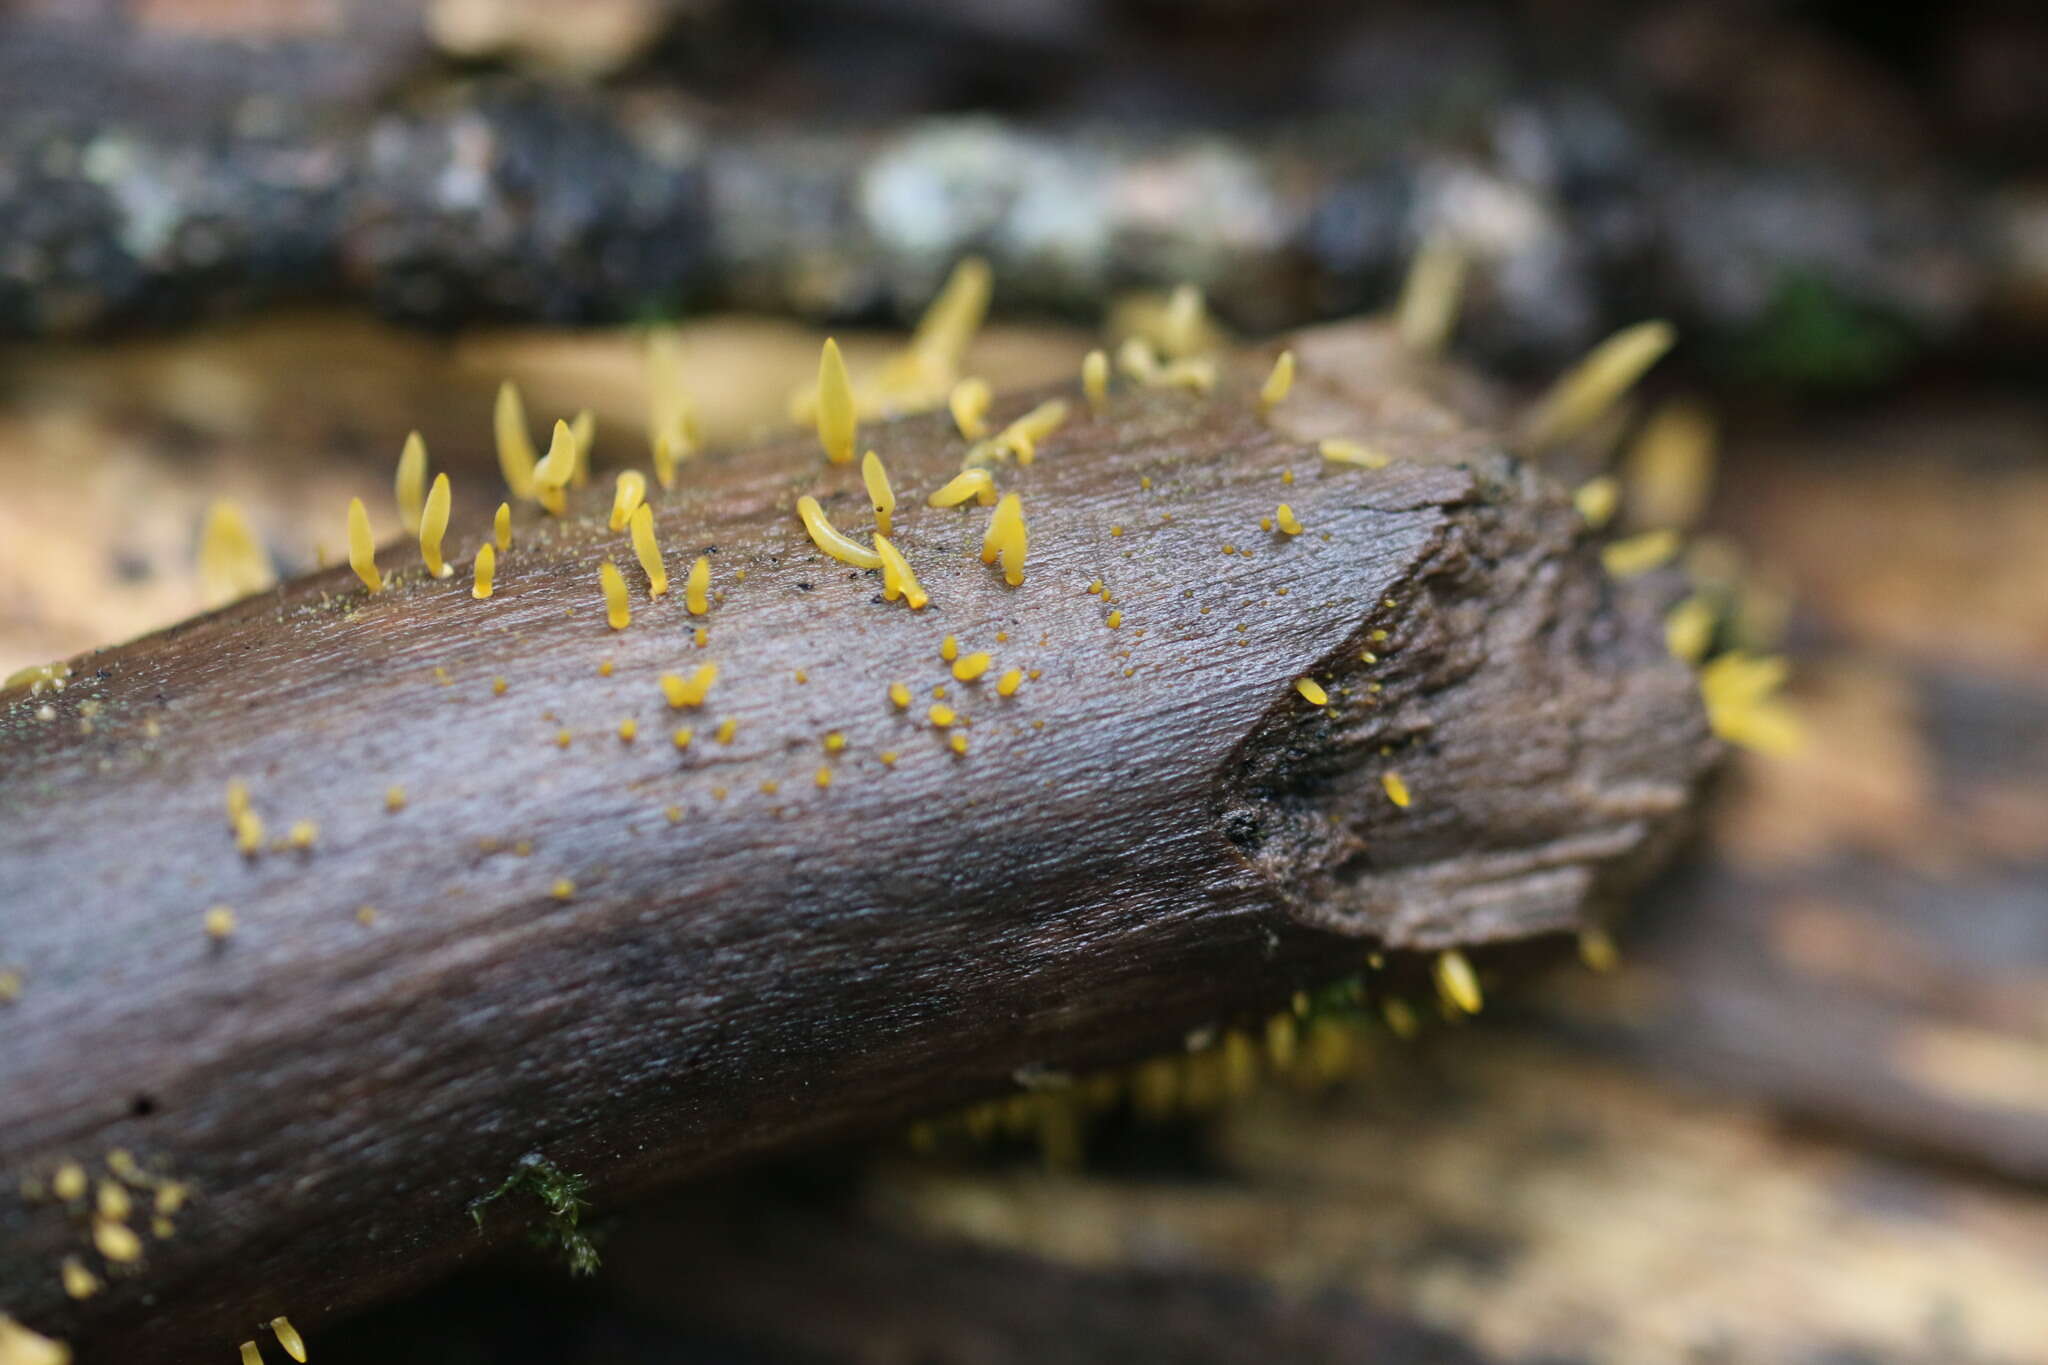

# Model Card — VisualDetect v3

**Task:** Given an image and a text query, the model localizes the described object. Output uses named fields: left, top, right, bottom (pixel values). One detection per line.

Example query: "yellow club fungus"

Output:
left=861, top=450, right=896, bottom=536
left=0, top=1314, right=70, bottom=1365
left=472, top=543, right=495, bottom=599
left=1082, top=348, right=1109, bottom=413
left=646, top=328, right=700, bottom=480
left=198, top=499, right=274, bottom=606
left=493, top=501, right=512, bottom=551
left=715, top=717, right=739, bottom=744
left=599, top=560, right=631, bottom=629
left=385, top=785, right=407, bottom=813
left=928, top=467, right=996, bottom=508
left=236, top=1343, right=261, bottom=1365
left=1601, top=528, right=1680, bottom=579
left=949, top=732, right=969, bottom=756
left=980, top=493, right=1027, bottom=586
left=1275, top=503, right=1302, bottom=535
left=940, top=634, right=959, bottom=662
left=889, top=682, right=912, bottom=709
left=494, top=380, right=537, bottom=498
left=1700, top=651, right=1802, bottom=755
left=996, top=669, right=1022, bottom=697
left=53, top=1162, right=87, bottom=1202
left=927, top=703, right=956, bottom=728
left=997, top=398, right=1070, bottom=465
left=952, top=652, right=991, bottom=682
left=1295, top=678, right=1328, bottom=706
left=618, top=719, right=638, bottom=742
left=1579, top=927, right=1621, bottom=973
left=1395, top=236, right=1468, bottom=355
left=873, top=534, right=929, bottom=609
left=1665, top=594, right=1716, bottom=663
left=288, top=820, right=317, bottom=849
left=1161, top=282, right=1206, bottom=358
left=97, top=1180, right=130, bottom=1222
left=660, top=665, right=718, bottom=708
left=949, top=378, right=991, bottom=439
left=1435, top=949, right=1483, bottom=1014
left=532, top=420, right=579, bottom=515
left=419, top=473, right=453, bottom=577
left=815, top=766, right=832, bottom=789
left=1522, top=319, right=1677, bottom=450
left=907, top=256, right=991, bottom=377
left=608, top=470, right=648, bottom=532
left=1381, top=771, right=1411, bottom=807
left=569, top=408, right=595, bottom=485
left=93, top=1216, right=141, bottom=1263
left=1319, top=438, right=1390, bottom=469
left=1258, top=350, right=1295, bottom=414
left=677, top=554, right=709, bottom=617
left=1117, top=335, right=1162, bottom=383
left=270, top=1317, right=307, bottom=1364
left=552, top=878, right=575, bottom=902
left=816, top=338, right=856, bottom=465
left=672, top=727, right=693, bottom=750
left=63, top=1254, right=101, bottom=1299
left=796, top=495, right=881, bottom=569
left=395, top=430, right=428, bottom=533
left=345, top=498, right=382, bottom=593
left=1573, top=474, right=1620, bottom=529
left=652, top=433, right=679, bottom=493
left=1106, top=609, right=1123, bottom=629
left=629, top=504, right=667, bottom=595
left=1625, top=398, right=1716, bottom=530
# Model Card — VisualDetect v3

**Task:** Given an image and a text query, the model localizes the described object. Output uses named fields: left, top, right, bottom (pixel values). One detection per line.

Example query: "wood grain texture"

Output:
left=0, top=325, right=1713, bottom=1359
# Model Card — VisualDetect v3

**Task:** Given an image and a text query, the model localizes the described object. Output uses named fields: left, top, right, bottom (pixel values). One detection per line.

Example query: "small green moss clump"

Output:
left=469, top=1152, right=599, bottom=1276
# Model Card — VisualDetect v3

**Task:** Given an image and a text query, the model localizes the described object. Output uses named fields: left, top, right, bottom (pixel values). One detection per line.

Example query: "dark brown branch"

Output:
left=0, top=324, right=1712, bottom=1360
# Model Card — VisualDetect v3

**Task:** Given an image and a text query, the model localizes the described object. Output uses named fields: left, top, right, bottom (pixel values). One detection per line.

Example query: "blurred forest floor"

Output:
left=2, top=308, right=2045, bottom=1362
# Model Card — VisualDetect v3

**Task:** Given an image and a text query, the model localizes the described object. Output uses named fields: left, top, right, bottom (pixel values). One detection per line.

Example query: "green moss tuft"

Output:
left=469, top=1152, right=600, bottom=1276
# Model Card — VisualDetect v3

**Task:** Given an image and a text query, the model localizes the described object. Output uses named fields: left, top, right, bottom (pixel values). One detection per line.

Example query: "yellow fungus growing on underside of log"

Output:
left=599, top=561, right=630, bottom=630
left=1318, top=438, right=1390, bottom=469
left=1601, top=528, right=1681, bottom=579
left=1573, top=475, right=1620, bottom=529
left=1699, top=651, right=1803, bottom=756
left=1521, top=320, right=1676, bottom=451
left=1381, top=771, right=1411, bottom=807
left=1665, top=593, right=1716, bottom=664
left=1295, top=678, right=1327, bottom=706
left=1578, top=927, right=1621, bottom=973
left=629, top=504, right=667, bottom=596
left=928, top=704, right=956, bottom=728
left=345, top=498, right=382, bottom=594
left=0, top=1315, right=71, bottom=1365
left=952, top=653, right=991, bottom=682
left=660, top=665, right=718, bottom=709
left=996, top=669, right=1023, bottom=697
left=889, top=682, right=912, bottom=709
left=269, top=1318, right=307, bottom=1364
left=62, top=1254, right=100, bottom=1300
left=1395, top=236, right=1468, bottom=356
left=1435, top=949, right=1483, bottom=1014
left=1275, top=503, right=1302, bottom=535
left=949, top=377, right=991, bottom=440
left=816, top=338, right=857, bottom=465
left=238, top=1341, right=262, bottom=1365
left=940, top=635, right=958, bottom=663
left=1625, top=398, right=1717, bottom=531
left=93, top=1216, right=142, bottom=1263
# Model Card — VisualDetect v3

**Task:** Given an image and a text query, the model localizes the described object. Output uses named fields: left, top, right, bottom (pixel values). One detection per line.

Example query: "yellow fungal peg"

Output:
left=1082, top=348, right=1109, bottom=413
left=796, top=495, right=881, bottom=569
left=472, top=543, right=496, bottom=599
left=660, top=664, right=717, bottom=708
left=996, top=668, right=1023, bottom=696
left=532, top=419, right=578, bottom=516
left=1395, top=236, right=1468, bottom=356
left=1522, top=319, right=1677, bottom=450
left=1700, top=651, right=1801, bottom=756
left=685, top=554, right=710, bottom=615
left=270, top=1316, right=307, bottom=1363
left=889, top=682, right=912, bottom=709
left=927, top=703, right=956, bottom=728
left=346, top=497, right=383, bottom=593
left=609, top=469, right=648, bottom=532
left=238, top=1341, right=262, bottom=1365
left=952, top=653, right=991, bottom=682
left=395, top=430, right=429, bottom=536
left=908, top=256, right=992, bottom=374
left=873, top=534, right=929, bottom=609
left=949, top=377, right=991, bottom=439
left=1625, top=398, right=1716, bottom=531
left=493, top=501, right=512, bottom=551
left=816, top=337, right=856, bottom=464
left=999, top=398, right=1069, bottom=466
left=1381, top=771, right=1411, bottom=808
left=646, top=328, right=700, bottom=481
left=940, top=634, right=959, bottom=662
left=1295, top=678, right=1327, bottom=706
left=198, top=498, right=274, bottom=606
left=1664, top=593, right=1715, bottom=663
left=980, top=493, right=1027, bottom=586
left=1435, top=949, right=1483, bottom=1014
left=419, top=472, right=453, bottom=577
left=862, top=450, right=896, bottom=536
left=1600, top=528, right=1680, bottom=579
left=1275, top=503, right=1303, bottom=535
left=599, top=560, right=631, bottom=630
left=629, top=504, right=667, bottom=595
left=494, top=379, right=537, bottom=499
left=928, top=467, right=996, bottom=508
left=1117, top=335, right=1161, bottom=383
left=1258, top=350, right=1295, bottom=414
left=1319, top=438, right=1391, bottom=470
left=569, top=408, right=595, bottom=486
left=1573, top=474, right=1620, bottom=529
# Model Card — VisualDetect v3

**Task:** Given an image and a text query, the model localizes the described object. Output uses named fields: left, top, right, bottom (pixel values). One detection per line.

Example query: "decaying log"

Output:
left=0, top=325, right=1713, bottom=1360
